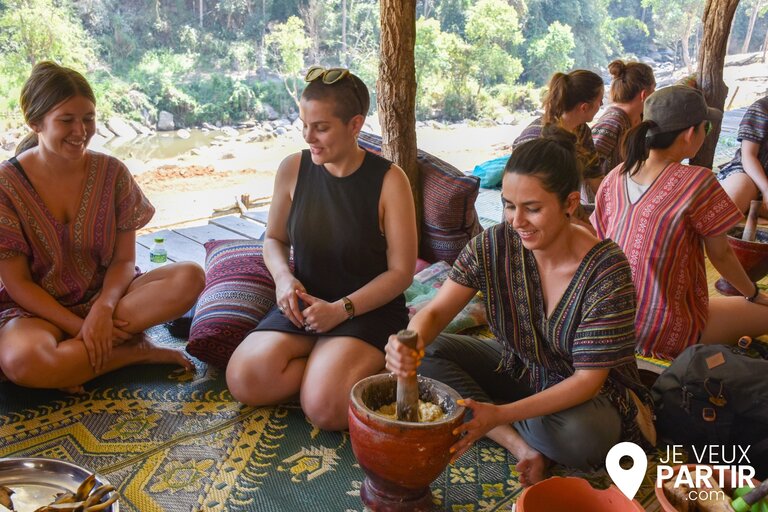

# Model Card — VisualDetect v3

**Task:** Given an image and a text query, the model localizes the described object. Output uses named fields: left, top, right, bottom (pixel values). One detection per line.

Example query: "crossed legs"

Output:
left=226, top=331, right=384, bottom=430
left=0, top=262, right=204, bottom=389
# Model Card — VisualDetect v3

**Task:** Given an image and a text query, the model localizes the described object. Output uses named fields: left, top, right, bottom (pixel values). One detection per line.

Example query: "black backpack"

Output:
left=651, top=343, right=768, bottom=479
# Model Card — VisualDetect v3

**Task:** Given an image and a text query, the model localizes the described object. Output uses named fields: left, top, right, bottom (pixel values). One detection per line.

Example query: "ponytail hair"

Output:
left=15, top=61, right=95, bottom=155
left=608, top=60, right=655, bottom=104
left=621, top=121, right=688, bottom=176
left=506, top=125, right=581, bottom=202
left=15, top=133, right=39, bottom=156
left=542, top=69, right=604, bottom=125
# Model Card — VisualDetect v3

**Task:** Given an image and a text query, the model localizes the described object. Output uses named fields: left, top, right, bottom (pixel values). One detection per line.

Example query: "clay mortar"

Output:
left=348, top=374, right=465, bottom=512
left=715, top=226, right=768, bottom=296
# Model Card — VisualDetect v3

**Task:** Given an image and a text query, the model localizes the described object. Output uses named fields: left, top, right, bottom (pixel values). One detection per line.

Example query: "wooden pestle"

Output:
left=742, top=199, right=762, bottom=242
left=395, top=329, right=420, bottom=422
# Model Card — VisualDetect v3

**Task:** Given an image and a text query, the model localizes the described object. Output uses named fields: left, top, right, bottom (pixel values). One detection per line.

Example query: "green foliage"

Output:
left=526, top=21, right=576, bottom=85
left=264, top=16, right=311, bottom=106
left=610, top=16, right=651, bottom=56
left=523, top=0, right=614, bottom=70
left=465, top=0, right=524, bottom=87
left=491, top=82, right=538, bottom=112
left=0, top=0, right=97, bottom=125
left=437, top=0, right=471, bottom=35
left=0, top=0, right=743, bottom=127
left=641, top=0, right=704, bottom=51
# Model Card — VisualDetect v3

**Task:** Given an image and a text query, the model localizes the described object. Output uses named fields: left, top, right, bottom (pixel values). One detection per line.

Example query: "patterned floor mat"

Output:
left=0, top=326, right=660, bottom=511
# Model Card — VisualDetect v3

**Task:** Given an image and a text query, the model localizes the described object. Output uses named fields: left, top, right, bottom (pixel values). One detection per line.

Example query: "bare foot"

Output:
left=130, top=334, right=195, bottom=371
left=516, top=447, right=548, bottom=486
left=487, top=424, right=550, bottom=487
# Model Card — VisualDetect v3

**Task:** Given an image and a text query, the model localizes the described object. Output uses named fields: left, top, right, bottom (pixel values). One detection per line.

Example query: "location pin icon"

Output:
left=605, top=442, right=648, bottom=501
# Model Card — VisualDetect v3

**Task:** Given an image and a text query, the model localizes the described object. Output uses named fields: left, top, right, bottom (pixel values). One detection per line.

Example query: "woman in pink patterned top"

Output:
left=0, top=62, right=205, bottom=391
left=592, top=85, right=768, bottom=359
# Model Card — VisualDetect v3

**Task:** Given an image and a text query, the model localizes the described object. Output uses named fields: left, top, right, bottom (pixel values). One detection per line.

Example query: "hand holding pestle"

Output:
left=396, top=330, right=420, bottom=422
left=742, top=200, right=762, bottom=242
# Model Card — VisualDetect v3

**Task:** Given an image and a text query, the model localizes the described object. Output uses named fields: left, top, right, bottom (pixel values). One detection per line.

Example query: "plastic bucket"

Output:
left=517, top=476, right=645, bottom=512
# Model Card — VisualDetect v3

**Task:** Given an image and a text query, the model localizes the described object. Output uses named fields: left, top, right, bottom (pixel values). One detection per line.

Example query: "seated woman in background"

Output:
left=717, top=96, right=768, bottom=217
left=513, top=69, right=604, bottom=203
left=592, top=60, right=655, bottom=175
left=226, top=67, right=417, bottom=431
left=386, top=127, right=654, bottom=486
left=0, top=61, right=205, bottom=391
left=592, top=85, right=768, bottom=360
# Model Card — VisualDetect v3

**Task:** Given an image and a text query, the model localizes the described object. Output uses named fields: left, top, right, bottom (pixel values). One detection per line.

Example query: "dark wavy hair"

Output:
left=505, top=125, right=581, bottom=203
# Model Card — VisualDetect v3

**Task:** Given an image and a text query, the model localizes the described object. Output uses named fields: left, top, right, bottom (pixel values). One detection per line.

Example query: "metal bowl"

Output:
left=0, top=457, right=118, bottom=511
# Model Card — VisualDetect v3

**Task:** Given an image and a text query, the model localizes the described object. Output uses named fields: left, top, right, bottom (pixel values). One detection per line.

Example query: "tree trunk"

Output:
left=762, top=20, right=768, bottom=60
left=692, top=0, right=741, bottom=168
left=682, top=13, right=695, bottom=73
left=199, top=0, right=203, bottom=28
left=378, top=0, right=421, bottom=238
left=342, top=0, right=348, bottom=66
left=742, top=0, right=762, bottom=53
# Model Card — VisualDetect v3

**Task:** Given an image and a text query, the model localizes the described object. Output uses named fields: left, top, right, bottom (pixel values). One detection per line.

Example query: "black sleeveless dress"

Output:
left=254, top=149, right=408, bottom=350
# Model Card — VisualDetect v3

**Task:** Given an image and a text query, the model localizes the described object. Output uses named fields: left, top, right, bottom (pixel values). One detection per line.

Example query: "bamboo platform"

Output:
left=135, top=207, right=269, bottom=272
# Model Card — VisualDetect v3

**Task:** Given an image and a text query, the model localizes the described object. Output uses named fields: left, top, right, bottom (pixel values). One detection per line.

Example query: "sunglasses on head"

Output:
left=304, top=65, right=365, bottom=117
left=704, top=120, right=712, bottom=136
left=305, top=66, right=350, bottom=84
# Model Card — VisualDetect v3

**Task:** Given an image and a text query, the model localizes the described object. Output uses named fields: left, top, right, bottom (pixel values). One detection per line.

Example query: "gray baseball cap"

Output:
left=644, top=85, right=723, bottom=134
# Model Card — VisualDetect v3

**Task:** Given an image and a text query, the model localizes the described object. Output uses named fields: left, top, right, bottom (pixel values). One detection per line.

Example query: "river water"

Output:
left=92, top=128, right=232, bottom=161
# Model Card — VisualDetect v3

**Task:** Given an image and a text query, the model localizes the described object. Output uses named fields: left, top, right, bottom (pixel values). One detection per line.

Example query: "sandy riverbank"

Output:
left=123, top=120, right=530, bottom=230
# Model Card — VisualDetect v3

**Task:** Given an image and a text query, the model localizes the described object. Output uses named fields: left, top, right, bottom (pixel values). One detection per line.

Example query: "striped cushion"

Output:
left=358, top=131, right=481, bottom=263
left=186, top=240, right=277, bottom=368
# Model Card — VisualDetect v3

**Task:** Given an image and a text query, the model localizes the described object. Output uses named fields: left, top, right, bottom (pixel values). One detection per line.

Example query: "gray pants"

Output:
left=420, top=334, right=622, bottom=471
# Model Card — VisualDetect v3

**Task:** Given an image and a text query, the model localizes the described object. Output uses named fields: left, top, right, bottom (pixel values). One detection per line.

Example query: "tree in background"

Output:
left=437, top=0, right=471, bottom=35
left=465, top=0, right=524, bottom=89
left=525, top=21, right=576, bottom=84
left=737, top=0, right=767, bottom=53
left=693, top=0, right=740, bottom=168
left=523, top=0, right=615, bottom=72
left=264, top=16, right=311, bottom=108
left=642, top=0, right=705, bottom=72
left=0, top=0, right=96, bottom=123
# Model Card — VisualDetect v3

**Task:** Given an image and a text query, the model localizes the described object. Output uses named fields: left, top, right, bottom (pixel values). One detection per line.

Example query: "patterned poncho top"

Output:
left=718, top=96, right=768, bottom=179
left=450, top=223, right=653, bottom=445
left=0, top=151, right=154, bottom=326
left=592, top=162, right=743, bottom=359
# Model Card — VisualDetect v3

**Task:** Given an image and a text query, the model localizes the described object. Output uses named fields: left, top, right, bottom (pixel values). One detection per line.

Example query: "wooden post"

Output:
left=691, top=0, right=741, bottom=168
left=378, top=0, right=422, bottom=240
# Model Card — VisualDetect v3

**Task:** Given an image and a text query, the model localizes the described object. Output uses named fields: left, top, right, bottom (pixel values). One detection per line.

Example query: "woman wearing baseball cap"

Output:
left=591, top=85, right=768, bottom=360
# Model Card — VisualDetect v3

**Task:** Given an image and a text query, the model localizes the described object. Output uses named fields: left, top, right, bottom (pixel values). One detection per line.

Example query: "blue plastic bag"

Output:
left=471, top=155, right=510, bottom=189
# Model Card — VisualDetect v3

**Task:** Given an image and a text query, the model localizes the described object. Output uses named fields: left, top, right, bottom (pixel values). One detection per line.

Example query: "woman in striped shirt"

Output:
left=592, top=60, right=655, bottom=176
left=513, top=70, right=604, bottom=204
left=592, top=85, right=768, bottom=360
left=386, top=127, right=654, bottom=486
left=717, top=96, right=768, bottom=217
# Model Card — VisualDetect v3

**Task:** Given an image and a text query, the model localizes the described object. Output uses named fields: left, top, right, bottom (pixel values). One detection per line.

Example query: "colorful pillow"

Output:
left=404, top=261, right=488, bottom=334
left=186, top=240, right=277, bottom=368
left=358, top=131, right=482, bottom=264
